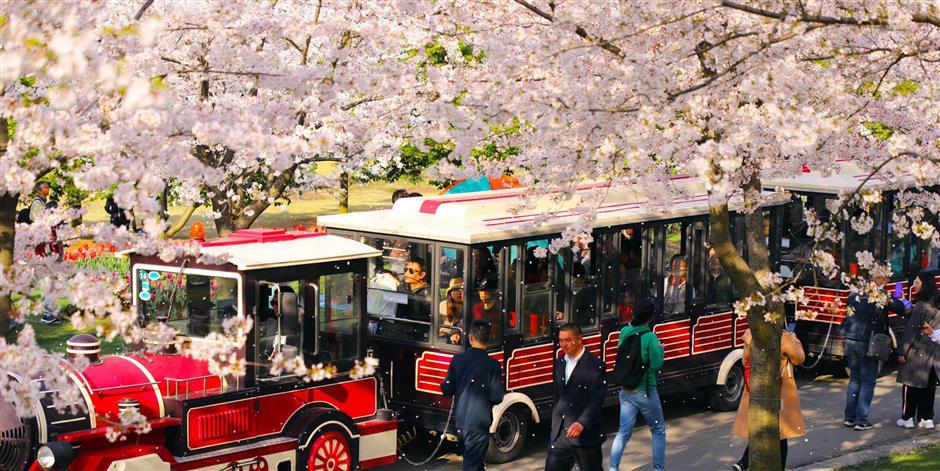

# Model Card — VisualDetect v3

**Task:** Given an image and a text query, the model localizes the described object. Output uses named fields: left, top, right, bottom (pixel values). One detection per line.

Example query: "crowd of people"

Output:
left=440, top=268, right=940, bottom=471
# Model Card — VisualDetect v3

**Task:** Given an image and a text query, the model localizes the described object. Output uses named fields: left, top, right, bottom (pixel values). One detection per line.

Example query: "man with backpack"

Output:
left=609, top=298, right=665, bottom=471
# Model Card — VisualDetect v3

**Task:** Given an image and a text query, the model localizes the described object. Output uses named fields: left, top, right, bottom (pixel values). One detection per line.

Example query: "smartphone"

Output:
left=786, top=321, right=796, bottom=332
left=894, top=282, right=904, bottom=299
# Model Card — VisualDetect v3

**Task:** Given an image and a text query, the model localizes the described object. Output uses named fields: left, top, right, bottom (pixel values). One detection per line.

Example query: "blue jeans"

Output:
left=609, top=389, right=666, bottom=470
left=844, top=339, right=878, bottom=424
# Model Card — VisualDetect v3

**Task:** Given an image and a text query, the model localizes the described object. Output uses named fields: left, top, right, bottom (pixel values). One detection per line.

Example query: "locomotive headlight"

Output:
left=37, top=442, right=74, bottom=470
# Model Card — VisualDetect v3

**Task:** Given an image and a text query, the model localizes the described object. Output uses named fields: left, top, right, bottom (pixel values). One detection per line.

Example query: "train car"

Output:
left=3, top=228, right=398, bottom=471
left=764, top=162, right=940, bottom=369
left=319, top=178, right=786, bottom=463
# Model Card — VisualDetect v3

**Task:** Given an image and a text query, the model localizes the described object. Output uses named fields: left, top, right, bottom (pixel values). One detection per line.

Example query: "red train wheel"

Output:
left=307, top=431, right=351, bottom=471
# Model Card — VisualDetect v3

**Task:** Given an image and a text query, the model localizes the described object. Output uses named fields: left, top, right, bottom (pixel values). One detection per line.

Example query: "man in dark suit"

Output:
left=441, top=320, right=505, bottom=470
left=545, top=323, right=606, bottom=471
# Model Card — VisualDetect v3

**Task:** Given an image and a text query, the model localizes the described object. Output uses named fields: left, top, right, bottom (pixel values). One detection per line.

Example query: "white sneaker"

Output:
left=919, top=419, right=935, bottom=429
left=897, top=418, right=915, bottom=428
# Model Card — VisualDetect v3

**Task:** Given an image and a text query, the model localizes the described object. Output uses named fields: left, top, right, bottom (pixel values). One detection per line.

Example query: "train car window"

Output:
left=521, top=240, right=554, bottom=341
left=662, top=223, right=688, bottom=318
left=689, top=221, right=708, bottom=303
left=887, top=224, right=910, bottom=277
left=470, top=245, right=505, bottom=347
left=363, top=237, right=432, bottom=343
left=571, top=240, right=599, bottom=330
left=554, top=249, right=570, bottom=326
left=612, top=227, right=644, bottom=323
left=136, top=269, right=239, bottom=337
left=845, top=203, right=882, bottom=275
left=437, top=247, right=466, bottom=347
left=598, top=232, right=618, bottom=319
left=779, top=195, right=838, bottom=286
left=705, top=246, right=733, bottom=309
left=257, top=282, right=304, bottom=380
left=317, top=272, right=359, bottom=363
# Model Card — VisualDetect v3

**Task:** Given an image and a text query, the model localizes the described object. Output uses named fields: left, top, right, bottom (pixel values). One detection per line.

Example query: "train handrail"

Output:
left=164, top=374, right=226, bottom=400
left=91, top=381, right=159, bottom=394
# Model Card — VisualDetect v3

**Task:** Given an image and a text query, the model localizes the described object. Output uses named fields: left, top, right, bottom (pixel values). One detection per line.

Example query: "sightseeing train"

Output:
left=319, top=177, right=786, bottom=463
left=2, top=229, right=399, bottom=471
left=764, top=162, right=940, bottom=371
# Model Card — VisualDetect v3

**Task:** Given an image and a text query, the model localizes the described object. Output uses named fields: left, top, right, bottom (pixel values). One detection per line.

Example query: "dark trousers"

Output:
left=902, top=369, right=938, bottom=421
left=459, top=431, right=489, bottom=471
left=737, top=439, right=789, bottom=470
left=545, top=434, right=603, bottom=471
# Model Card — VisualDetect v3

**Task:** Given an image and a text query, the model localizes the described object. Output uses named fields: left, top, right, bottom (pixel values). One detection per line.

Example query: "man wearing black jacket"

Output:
left=441, top=320, right=505, bottom=470
left=546, top=323, right=606, bottom=471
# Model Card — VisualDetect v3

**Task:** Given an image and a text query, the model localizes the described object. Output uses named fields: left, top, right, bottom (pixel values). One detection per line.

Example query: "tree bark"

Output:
left=163, top=204, right=198, bottom=238
left=708, top=177, right=783, bottom=471
left=0, top=194, right=16, bottom=334
left=339, top=171, right=349, bottom=214
left=1, top=117, right=13, bottom=333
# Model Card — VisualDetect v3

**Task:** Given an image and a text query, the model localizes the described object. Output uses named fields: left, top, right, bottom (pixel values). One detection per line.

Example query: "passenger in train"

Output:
left=706, top=248, right=732, bottom=306
left=367, top=267, right=400, bottom=316
left=400, top=256, right=429, bottom=295
left=472, top=275, right=501, bottom=342
left=472, top=247, right=498, bottom=284
left=439, top=277, right=465, bottom=344
left=396, top=257, right=432, bottom=324
left=663, top=255, right=687, bottom=316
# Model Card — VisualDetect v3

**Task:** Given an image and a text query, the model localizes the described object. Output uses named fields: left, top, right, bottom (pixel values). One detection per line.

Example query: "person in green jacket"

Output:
left=609, top=298, right=666, bottom=471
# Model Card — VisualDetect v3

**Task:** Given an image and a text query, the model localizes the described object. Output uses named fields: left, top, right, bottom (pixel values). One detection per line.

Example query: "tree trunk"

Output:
left=163, top=204, right=198, bottom=239
left=0, top=194, right=17, bottom=334
left=338, top=171, right=349, bottom=214
left=708, top=177, right=783, bottom=471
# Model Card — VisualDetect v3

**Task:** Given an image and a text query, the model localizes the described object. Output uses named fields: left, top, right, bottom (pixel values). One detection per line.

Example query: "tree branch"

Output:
left=133, top=0, right=155, bottom=21
left=721, top=0, right=940, bottom=28
left=163, top=204, right=198, bottom=238
left=512, top=0, right=624, bottom=58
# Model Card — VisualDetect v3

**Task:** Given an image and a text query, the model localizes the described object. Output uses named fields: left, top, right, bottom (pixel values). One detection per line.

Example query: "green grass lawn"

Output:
left=82, top=179, right=439, bottom=239
left=839, top=443, right=940, bottom=470
left=5, top=314, right=125, bottom=356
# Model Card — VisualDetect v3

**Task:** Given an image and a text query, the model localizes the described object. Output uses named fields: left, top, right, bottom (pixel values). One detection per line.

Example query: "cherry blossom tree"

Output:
left=122, top=0, right=433, bottom=235
left=0, top=0, right=420, bottom=423
left=3, top=3, right=938, bottom=466
left=403, top=1, right=939, bottom=468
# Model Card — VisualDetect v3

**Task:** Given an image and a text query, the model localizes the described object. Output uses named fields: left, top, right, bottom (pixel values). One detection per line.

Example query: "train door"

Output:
left=597, top=226, right=647, bottom=377
left=566, top=239, right=603, bottom=377
left=686, top=219, right=737, bottom=372
left=648, top=221, right=695, bottom=385
left=509, top=239, right=565, bottom=404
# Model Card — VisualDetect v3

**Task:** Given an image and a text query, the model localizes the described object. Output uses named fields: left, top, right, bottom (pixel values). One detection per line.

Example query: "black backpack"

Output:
left=16, top=206, right=32, bottom=224
left=611, top=330, right=649, bottom=389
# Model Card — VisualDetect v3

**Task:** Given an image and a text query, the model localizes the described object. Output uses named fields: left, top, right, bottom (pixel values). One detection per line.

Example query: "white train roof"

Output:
left=763, top=161, right=921, bottom=195
left=129, top=229, right=382, bottom=270
left=319, top=177, right=781, bottom=245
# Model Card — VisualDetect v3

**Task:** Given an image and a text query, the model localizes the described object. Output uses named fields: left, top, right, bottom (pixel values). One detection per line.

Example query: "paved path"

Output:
left=387, top=366, right=940, bottom=470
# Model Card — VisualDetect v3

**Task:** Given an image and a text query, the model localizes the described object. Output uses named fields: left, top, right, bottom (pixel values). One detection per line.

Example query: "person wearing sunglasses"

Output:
left=400, top=257, right=429, bottom=295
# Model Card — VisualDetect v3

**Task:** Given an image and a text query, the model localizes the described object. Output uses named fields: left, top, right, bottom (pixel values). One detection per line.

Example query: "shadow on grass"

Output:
left=839, top=444, right=940, bottom=471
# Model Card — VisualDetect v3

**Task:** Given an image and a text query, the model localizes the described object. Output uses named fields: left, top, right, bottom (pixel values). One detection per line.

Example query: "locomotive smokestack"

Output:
left=118, top=398, right=141, bottom=415
left=66, top=333, right=101, bottom=365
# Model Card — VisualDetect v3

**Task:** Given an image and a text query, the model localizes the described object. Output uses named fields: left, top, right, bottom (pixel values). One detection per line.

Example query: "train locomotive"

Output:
left=1, top=228, right=399, bottom=471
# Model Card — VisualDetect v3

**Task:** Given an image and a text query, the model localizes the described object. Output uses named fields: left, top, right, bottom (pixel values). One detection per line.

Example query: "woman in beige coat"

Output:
left=731, top=329, right=806, bottom=471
